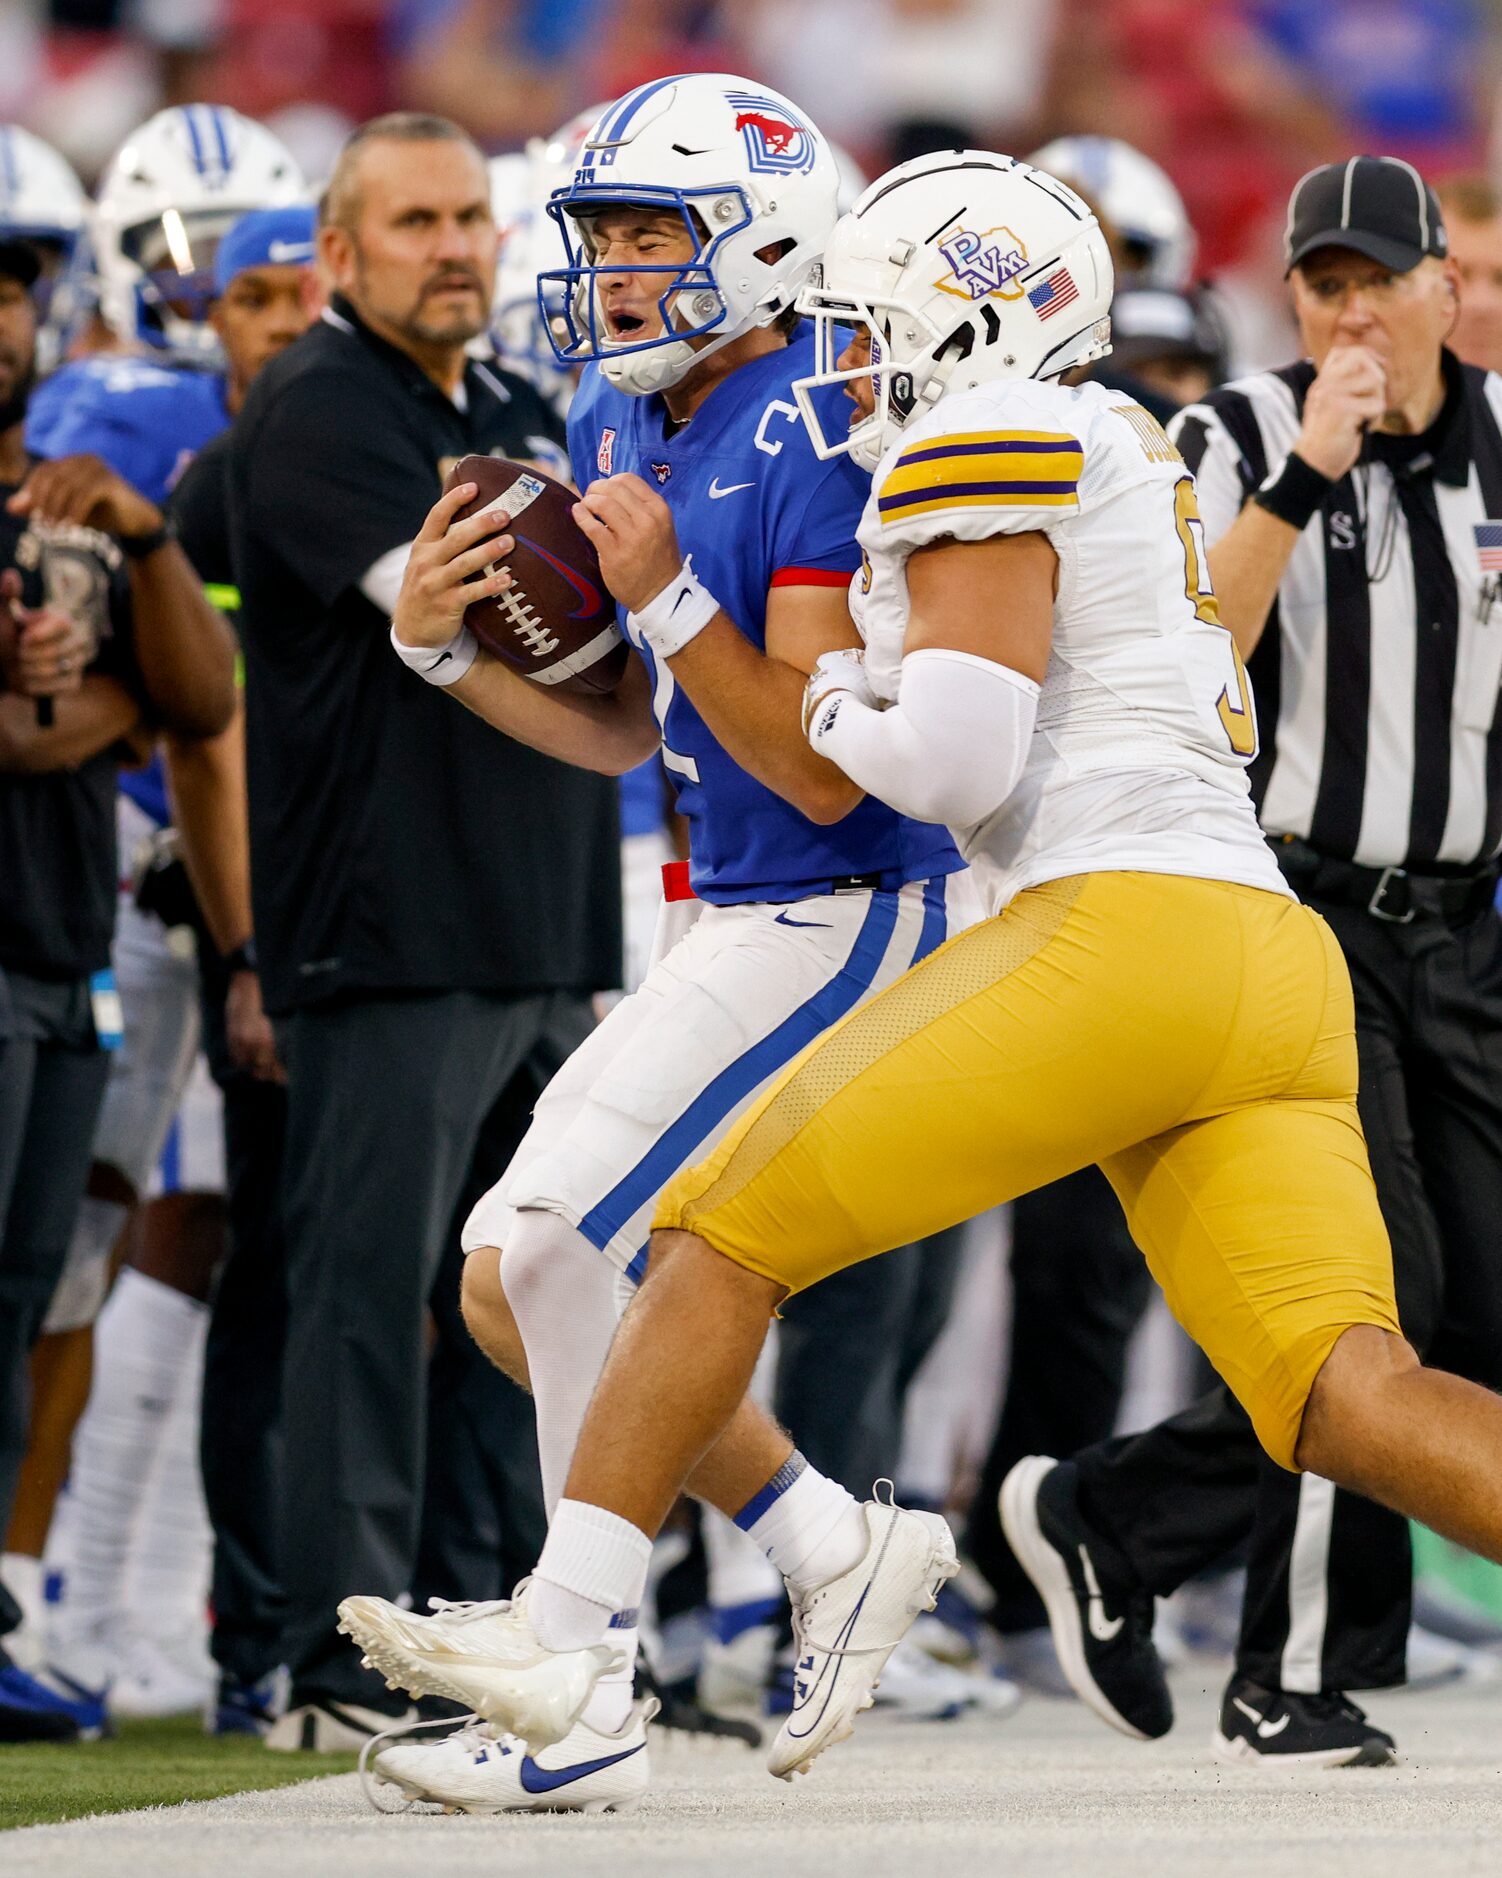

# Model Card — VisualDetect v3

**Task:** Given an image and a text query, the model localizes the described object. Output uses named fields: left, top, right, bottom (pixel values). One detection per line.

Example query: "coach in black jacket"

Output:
left=229, top=114, right=621, bottom=1746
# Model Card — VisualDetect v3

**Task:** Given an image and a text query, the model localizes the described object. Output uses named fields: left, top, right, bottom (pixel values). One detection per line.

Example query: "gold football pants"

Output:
left=655, top=872, right=1400, bottom=1470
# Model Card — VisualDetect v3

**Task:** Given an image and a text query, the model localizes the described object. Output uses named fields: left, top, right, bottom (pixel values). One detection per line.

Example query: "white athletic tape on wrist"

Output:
left=390, top=621, right=479, bottom=686
left=627, top=559, right=720, bottom=660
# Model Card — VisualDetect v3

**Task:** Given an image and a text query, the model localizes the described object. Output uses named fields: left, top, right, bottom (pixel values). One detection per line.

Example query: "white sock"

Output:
left=53, top=1270, right=207, bottom=1653
left=703, top=1510, right=784, bottom=1616
left=736, top=1452, right=868, bottom=1598
left=123, top=1317, right=212, bottom=1649
left=501, top=1210, right=623, bottom=1515
left=531, top=1500, right=652, bottom=1652
left=579, top=1551, right=648, bottom=1735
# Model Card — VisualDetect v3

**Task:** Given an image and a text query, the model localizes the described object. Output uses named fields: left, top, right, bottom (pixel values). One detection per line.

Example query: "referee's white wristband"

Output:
left=390, top=621, right=479, bottom=687
left=628, top=560, right=720, bottom=660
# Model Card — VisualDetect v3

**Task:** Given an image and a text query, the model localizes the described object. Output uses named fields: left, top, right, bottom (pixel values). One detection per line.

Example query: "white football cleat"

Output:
left=336, top=1586, right=624, bottom=1750
left=363, top=1699, right=655, bottom=1815
left=768, top=1491, right=959, bottom=1781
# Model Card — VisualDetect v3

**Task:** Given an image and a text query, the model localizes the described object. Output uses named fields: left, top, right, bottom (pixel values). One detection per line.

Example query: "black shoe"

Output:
left=1213, top=1676, right=1396, bottom=1768
left=634, top=1660, right=761, bottom=1748
left=264, top=1691, right=415, bottom=1753
left=999, top=1454, right=1171, bottom=1739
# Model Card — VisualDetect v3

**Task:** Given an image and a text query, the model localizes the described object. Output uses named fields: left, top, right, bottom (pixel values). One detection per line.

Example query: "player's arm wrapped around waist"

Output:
left=803, top=646, right=1039, bottom=829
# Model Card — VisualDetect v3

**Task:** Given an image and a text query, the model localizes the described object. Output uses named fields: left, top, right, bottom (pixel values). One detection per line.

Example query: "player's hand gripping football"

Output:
left=8, top=452, right=166, bottom=544
left=801, top=646, right=880, bottom=740
left=1297, top=346, right=1388, bottom=481
left=572, top=474, right=684, bottom=614
left=393, top=480, right=516, bottom=651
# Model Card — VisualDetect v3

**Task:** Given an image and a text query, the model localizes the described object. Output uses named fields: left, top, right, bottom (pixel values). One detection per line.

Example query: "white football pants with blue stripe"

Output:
left=465, top=874, right=969, bottom=1283
left=461, top=874, right=974, bottom=1509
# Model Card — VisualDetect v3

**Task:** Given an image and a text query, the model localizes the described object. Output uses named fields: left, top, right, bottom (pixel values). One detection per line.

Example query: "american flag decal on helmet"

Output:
left=1027, top=266, right=1080, bottom=320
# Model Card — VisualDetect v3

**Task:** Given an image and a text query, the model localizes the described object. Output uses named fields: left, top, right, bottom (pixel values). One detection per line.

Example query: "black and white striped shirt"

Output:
left=1169, top=353, right=1502, bottom=871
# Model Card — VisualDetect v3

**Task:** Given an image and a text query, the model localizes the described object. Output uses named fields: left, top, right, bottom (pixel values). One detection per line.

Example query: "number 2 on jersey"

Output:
left=1174, top=477, right=1256, bottom=758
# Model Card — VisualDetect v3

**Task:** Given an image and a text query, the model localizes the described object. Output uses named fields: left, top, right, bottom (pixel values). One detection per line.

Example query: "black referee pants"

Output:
left=274, top=987, right=594, bottom=1709
left=1072, top=890, right=1502, bottom=1693
left=966, top=1166, right=1153, bottom=1634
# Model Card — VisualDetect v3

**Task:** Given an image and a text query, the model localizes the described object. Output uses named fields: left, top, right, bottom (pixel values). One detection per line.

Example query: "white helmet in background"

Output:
left=0, top=126, right=88, bottom=368
left=794, top=149, right=1113, bottom=469
left=543, top=73, right=839, bottom=396
left=489, top=105, right=608, bottom=411
left=94, top=104, right=305, bottom=360
left=1028, top=135, right=1194, bottom=290
left=829, top=141, right=868, bottom=216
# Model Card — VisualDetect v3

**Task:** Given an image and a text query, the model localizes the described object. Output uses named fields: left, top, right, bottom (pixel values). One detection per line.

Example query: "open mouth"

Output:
left=605, top=308, right=649, bottom=340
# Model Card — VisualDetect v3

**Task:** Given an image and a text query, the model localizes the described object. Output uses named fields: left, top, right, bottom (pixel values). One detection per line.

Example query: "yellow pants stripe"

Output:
left=655, top=873, right=1400, bottom=1470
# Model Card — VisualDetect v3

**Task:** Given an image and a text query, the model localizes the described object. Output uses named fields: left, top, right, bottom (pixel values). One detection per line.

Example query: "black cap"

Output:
left=1285, top=155, right=1447, bottom=275
left=0, top=237, right=40, bottom=290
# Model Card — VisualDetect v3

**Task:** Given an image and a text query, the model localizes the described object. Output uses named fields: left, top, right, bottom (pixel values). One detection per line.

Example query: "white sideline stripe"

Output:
left=530, top=621, right=624, bottom=685
left=1281, top=1471, right=1336, bottom=1695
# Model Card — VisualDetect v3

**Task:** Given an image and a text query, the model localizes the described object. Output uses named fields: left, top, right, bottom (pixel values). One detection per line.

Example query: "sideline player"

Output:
left=343, top=76, right=964, bottom=1812
left=19, top=107, right=305, bottom=1711
left=343, top=149, right=1502, bottom=1787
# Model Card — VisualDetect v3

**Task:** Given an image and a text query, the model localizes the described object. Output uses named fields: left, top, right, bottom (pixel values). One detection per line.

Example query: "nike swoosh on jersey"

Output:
left=773, top=910, right=832, bottom=928
left=518, top=1743, right=644, bottom=1794
left=708, top=479, right=755, bottom=499
left=1079, top=1547, right=1124, bottom=1642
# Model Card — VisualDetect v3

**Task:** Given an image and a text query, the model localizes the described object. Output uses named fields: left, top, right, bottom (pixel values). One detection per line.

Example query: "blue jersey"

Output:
left=567, top=331, right=959, bottom=903
left=27, top=357, right=232, bottom=825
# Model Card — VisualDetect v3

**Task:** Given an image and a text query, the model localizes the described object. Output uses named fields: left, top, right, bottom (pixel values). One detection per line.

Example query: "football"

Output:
left=443, top=454, right=627, bottom=695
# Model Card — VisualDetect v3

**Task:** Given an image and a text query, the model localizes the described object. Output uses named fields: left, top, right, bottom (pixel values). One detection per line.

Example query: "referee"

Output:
left=1008, top=157, right=1502, bottom=1767
left=229, top=114, right=620, bottom=1748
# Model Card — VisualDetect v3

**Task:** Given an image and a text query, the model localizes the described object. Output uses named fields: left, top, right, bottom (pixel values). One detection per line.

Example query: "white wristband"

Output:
left=390, top=621, right=479, bottom=687
left=627, top=559, right=720, bottom=660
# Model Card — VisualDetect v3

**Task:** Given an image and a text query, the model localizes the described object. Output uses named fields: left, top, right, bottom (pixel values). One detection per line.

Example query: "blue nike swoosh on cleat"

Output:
left=518, top=1743, right=645, bottom=1793
left=773, top=910, right=831, bottom=928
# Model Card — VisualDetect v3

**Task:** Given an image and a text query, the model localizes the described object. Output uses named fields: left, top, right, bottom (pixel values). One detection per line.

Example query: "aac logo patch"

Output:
left=727, top=91, right=818, bottom=176
left=934, top=226, right=1029, bottom=301
left=598, top=427, right=616, bottom=476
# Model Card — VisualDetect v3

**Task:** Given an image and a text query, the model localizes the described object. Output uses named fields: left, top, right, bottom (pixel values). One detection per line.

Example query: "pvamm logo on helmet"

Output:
left=727, top=92, right=818, bottom=177
left=933, top=227, right=1029, bottom=301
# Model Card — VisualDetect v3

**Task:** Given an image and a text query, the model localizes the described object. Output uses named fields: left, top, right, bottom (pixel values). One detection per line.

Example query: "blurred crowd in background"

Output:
left=6, top=0, right=1502, bottom=322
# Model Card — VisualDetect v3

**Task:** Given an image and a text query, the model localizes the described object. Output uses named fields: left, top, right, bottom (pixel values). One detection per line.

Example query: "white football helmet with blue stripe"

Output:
left=94, top=104, right=305, bottom=360
left=0, top=126, right=87, bottom=369
left=543, top=72, right=838, bottom=396
left=793, top=150, right=1113, bottom=469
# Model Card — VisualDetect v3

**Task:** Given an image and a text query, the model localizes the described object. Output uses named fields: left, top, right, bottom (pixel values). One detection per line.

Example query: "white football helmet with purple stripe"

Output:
left=94, top=104, right=305, bottom=360
left=542, top=73, right=839, bottom=396
left=793, top=149, right=1113, bottom=469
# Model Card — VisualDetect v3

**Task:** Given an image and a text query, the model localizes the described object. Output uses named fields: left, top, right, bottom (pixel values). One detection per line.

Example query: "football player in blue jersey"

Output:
left=342, top=74, right=969, bottom=1814
left=20, top=109, right=309, bottom=1719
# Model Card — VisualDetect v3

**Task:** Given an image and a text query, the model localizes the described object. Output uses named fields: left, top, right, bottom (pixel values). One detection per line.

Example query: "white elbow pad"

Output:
left=810, top=647, right=1038, bottom=828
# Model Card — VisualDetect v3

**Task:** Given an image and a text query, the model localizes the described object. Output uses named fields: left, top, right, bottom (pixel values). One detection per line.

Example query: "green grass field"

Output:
left=0, top=1715, right=354, bottom=1831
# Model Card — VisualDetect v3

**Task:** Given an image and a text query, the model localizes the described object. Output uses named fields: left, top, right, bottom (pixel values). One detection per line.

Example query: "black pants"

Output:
left=274, top=987, right=593, bottom=1707
left=775, top=1224, right=967, bottom=1495
left=966, top=1165, right=1152, bottom=1633
left=0, top=970, right=110, bottom=1644
left=1073, top=893, right=1502, bottom=1692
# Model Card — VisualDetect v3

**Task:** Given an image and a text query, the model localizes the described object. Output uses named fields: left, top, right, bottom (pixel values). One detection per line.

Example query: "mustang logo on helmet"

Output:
left=728, top=92, right=818, bottom=177
left=934, top=227, right=1029, bottom=301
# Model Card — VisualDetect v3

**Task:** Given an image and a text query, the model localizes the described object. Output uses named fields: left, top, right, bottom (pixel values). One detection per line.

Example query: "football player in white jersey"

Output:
left=342, top=150, right=1502, bottom=1790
